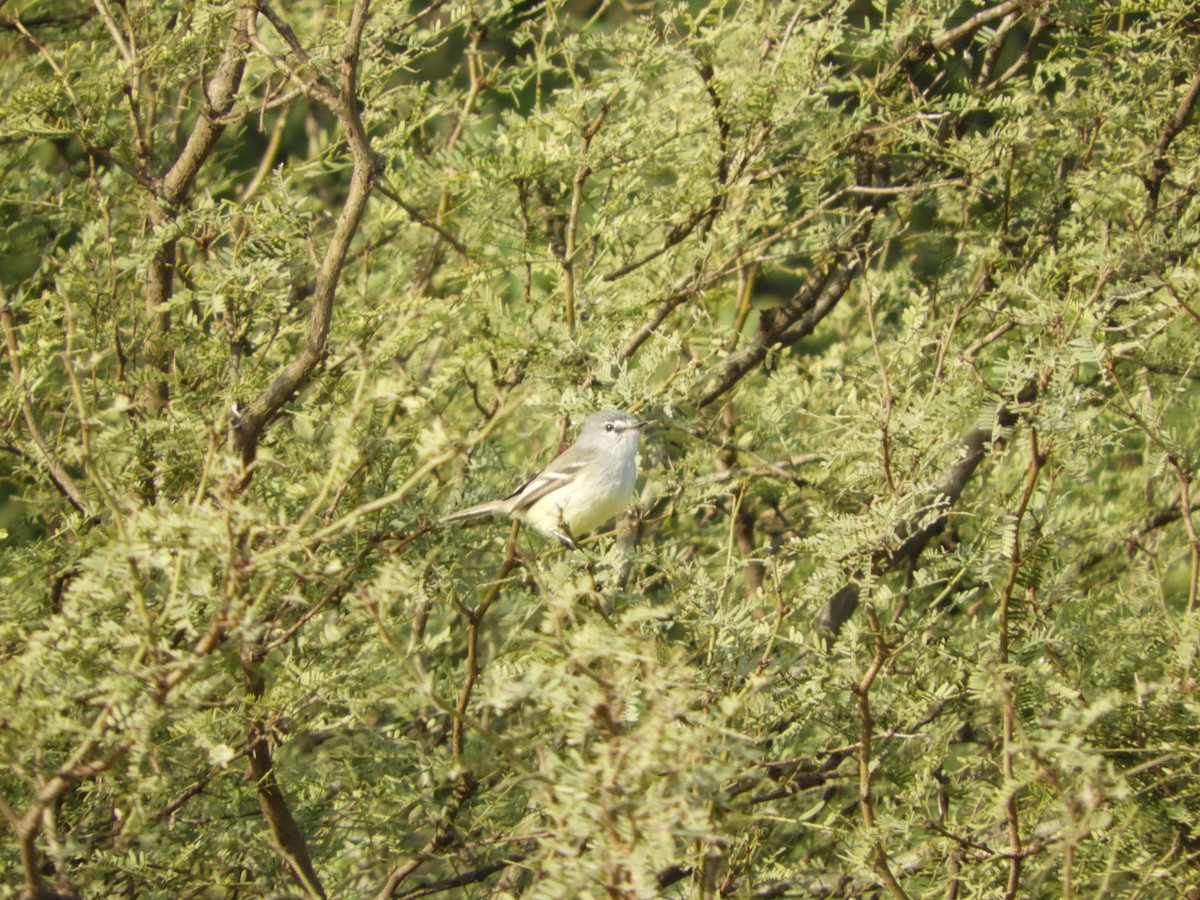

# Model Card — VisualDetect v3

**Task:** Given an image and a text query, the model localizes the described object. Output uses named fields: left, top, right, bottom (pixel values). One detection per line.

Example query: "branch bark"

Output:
left=996, top=428, right=1047, bottom=900
left=141, top=6, right=254, bottom=413
left=232, top=0, right=380, bottom=472
left=814, top=382, right=1040, bottom=640
left=377, top=529, right=520, bottom=899
left=1144, top=61, right=1200, bottom=216
left=0, top=287, right=92, bottom=518
left=694, top=151, right=937, bottom=409
left=243, top=650, right=328, bottom=899
left=697, top=249, right=858, bottom=408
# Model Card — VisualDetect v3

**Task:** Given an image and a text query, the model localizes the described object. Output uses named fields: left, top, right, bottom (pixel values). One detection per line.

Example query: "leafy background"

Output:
left=3, top=0, right=1200, bottom=897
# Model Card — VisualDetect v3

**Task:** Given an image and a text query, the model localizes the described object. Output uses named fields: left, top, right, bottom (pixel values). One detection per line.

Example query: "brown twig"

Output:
left=378, top=525, right=521, bottom=900
left=4, top=701, right=131, bottom=899
left=393, top=853, right=531, bottom=899
left=602, top=202, right=721, bottom=283
left=698, top=249, right=858, bottom=408
left=928, top=0, right=1025, bottom=54
left=815, top=380, right=1041, bottom=640
left=243, top=651, right=328, bottom=899
left=617, top=190, right=850, bottom=363
left=376, top=183, right=469, bottom=261
left=0, top=11, right=92, bottom=30
left=982, top=14, right=1053, bottom=92
left=556, top=103, right=608, bottom=337
left=453, top=523, right=521, bottom=760
left=853, top=604, right=910, bottom=900
left=1144, top=61, right=1200, bottom=216
left=1107, top=363, right=1200, bottom=616
left=140, top=6, right=254, bottom=413
left=995, top=428, right=1047, bottom=900
left=865, top=286, right=897, bottom=496
left=0, top=288, right=92, bottom=518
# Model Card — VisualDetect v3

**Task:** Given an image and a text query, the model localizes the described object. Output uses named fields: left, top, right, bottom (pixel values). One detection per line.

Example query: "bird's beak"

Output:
left=632, top=419, right=651, bottom=430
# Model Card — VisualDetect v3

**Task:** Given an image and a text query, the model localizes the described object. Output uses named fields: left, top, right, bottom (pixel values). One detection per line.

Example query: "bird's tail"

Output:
left=441, top=500, right=507, bottom=524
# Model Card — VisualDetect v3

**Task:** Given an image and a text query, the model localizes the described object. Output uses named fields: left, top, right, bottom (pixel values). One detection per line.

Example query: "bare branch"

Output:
left=393, top=853, right=532, bottom=899
left=254, top=0, right=340, bottom=105
left=376, top=183, right=469, bottom=260
left=159, top=8, right=254, bottom=205
left=0, top=11, right=93, bottom=31
left=554, top=103, right=608, bottom=337
left=995, top=429, right=1048, bottom=899
left=602, top=201, right=721, bottom=283
left=697, top=253, right=856, bottom=408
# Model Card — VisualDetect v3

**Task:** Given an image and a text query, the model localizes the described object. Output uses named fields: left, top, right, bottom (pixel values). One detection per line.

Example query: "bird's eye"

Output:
left=605, top=423, right=615, bottom=432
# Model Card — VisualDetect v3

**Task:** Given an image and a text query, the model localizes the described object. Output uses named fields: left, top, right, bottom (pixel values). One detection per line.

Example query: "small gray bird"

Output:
left=442, top=409, right=649, bottom=546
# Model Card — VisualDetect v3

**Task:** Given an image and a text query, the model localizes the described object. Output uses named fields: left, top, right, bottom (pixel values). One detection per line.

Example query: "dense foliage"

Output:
left=3, top=1, right=1200, bottom=897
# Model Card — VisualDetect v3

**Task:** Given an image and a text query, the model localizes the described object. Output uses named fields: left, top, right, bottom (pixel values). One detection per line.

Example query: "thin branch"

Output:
left=159, top=9, right=253, bottom=205
left=1170, top=462, right=1200, bottom=616
left=376, top=527, right=521, bottom=899
left=243, top=653, right=328, bottom=899
left=452, top=526, right=520, bottom=761
left=253, top=0, right=339, bottom=105
left=8, top=701, right=130, bottom=899
left=0, top=288, right=92, bottom=518
left=376, top=183, right=469, bottom=260
left=1107, top=362, right=1200, bottom=617
left=619, top=288, right=692, bottom=360
left=91, top=0, right=132, bottom=63
left=976, top=9, right=1021, bottom=87
left=815, top=381, right=1040, bottom=640
left=853, top=604, right=910, bottom=900
left=232, top=0, right=381, bottom=471
left=617, top=189, right=851, bottom=362
left=963, top=320, right=1016, bottom=358
left=555, top=103, right=608, bottom=338
left=238, top=106, right=288, bottom=203
left=0, top=11, right=93, bottom=30
left=393, top=853, right=531, bottom=899
left=141, top=5, right=254, bottom=413
left=602, top=201, right=721, bottom=283
left=374, top=773, right=481, bottom=900
left=982, top=14, right=1053, bottom=92
left=1144, top=61, right=1200, bottom=216
left=444, top=28, right=483, bottom=150
left=697, top=251, right=857, bottom=408
left=995, top=428, right=1047, bottom=900
left=844, top=178, right=967, bottom=195
left=694, top=155, right=944, bottom=408
left=929, top=1, right=1024, bottom=53
left=865, top=286, right=897, bottom=496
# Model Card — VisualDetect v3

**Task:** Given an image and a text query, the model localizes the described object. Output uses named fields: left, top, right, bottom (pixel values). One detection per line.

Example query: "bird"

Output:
left=441, top=409, right=649, bottom=547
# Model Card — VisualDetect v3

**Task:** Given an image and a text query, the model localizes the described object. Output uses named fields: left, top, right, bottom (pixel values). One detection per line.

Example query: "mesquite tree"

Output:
left=2, top=1, right=1200, bottom=897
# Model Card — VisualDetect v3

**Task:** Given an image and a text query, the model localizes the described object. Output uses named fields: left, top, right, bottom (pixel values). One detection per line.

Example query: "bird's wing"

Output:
left=506, top=458, right=588, bottom=513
